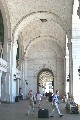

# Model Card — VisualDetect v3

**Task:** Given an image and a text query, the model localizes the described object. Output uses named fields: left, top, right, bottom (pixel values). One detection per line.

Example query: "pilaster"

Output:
left=63, top=57, right=66, bottom=93
left=20, top=39, right=25, bottom=98
left=10, top=41, right=18, bottom=102
left=6, top=39, right=18, bottom=102
left=21, top=59, right=25, bottom=99
left=68, top=40, right=73, bottom=97
left=1, top=72, right=6, bottom=102
left=16, top=78, right=19, bottom=96
left=5, top=39, right=12, bottom=102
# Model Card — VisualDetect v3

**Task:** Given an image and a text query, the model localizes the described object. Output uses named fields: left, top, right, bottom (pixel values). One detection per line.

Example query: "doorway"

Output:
left=37, top=68, right=54, bottom=94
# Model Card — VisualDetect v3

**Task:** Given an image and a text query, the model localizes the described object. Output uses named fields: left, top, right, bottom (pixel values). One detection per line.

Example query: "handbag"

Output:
left=34, top=100, right=36, bottom=104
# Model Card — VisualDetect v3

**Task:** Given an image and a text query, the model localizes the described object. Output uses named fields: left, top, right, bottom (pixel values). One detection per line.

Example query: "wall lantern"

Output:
left=13, top=74, right=17, bottom=81
left=78, top=66, right=80, bottom=79
left=67, top=73, right=70, bottom=82
left=25, top=80, right=28, bottom=85
left=13, top=74, right=21, bottom=81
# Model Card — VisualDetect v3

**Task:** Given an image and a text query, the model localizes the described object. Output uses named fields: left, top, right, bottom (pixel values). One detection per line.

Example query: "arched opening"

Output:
left=37, top=68, right=54, bottom=94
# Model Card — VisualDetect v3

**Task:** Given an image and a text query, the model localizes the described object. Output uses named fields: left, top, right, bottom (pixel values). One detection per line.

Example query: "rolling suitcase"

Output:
left=15, top=96, right=19, bottom=102
left=38, top=108, right=49, bottom=118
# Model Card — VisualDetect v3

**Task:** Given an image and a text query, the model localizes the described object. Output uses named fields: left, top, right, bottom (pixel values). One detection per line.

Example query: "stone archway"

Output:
left=37, top=68, right=54, bottom=93
left=0, top=0, right=11, bottom=61
left=12, top=11, right=67, bottom=43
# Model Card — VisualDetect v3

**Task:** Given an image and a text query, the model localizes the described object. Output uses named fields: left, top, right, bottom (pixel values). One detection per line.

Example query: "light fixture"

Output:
left=40, top=19, right=47, bottom=22
left=25, top=80, right=28, bottom=85
left=78, top=66, right=80, bottom=79
left=67, top=73, right=70, bottom=82
left=13, top=74, right=17, bottom=81
left=13, top=74, right=16, bottom=76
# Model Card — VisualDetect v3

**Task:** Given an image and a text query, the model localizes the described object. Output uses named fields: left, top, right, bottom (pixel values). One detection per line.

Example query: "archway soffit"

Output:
left=37, top=68, right=54, bottom=81
left=0, top=0, right=11, bottom=39
left=25, top=35, right=64, bottom=56
left=12, top=11, right=68, bottom=43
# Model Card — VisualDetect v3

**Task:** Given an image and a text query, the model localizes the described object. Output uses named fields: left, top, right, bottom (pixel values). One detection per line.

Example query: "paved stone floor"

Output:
left=0, top=98, right=80, bottom=120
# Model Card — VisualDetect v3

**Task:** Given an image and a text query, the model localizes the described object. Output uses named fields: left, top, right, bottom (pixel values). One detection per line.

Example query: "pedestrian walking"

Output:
left=26, top=90, right=34, bottom=115
left=50, top=90, right=63, bottom=117
left=36, top=91, right=42, bottom=108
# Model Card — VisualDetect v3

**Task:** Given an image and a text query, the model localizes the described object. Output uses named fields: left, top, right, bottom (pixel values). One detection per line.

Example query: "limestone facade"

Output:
left=0, top=0, right=79, bottom=102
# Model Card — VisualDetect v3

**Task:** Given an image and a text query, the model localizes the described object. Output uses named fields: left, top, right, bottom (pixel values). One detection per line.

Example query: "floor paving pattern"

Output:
left=0, top=98, right=80, bottom=120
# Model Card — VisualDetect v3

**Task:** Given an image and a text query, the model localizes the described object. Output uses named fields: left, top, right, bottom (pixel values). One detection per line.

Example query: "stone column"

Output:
left=0, top=71, right=2, bottom=101
left=10, top=41, right=18, bottom=102
left=1, top=72, right=6, bottom=102
left=21, top=59, right=25, bottom=99
left=5, top=40, right=12, bottom=102
left=68, top=40, right=73, bottom=97
left=5, top=40, right=18, bottom=102
left=16, top=78, right=19, bottom=96
left=63, top=57, right=66, bottom=93
left=20, top=39, right=25, bottom=99
left=23, top=60, right=27, bottom=98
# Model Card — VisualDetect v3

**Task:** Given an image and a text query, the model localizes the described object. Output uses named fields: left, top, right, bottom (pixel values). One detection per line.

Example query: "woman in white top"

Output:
left=26, top=90, right=34, bottom=115
left=36, top=91, right=42, bottom=108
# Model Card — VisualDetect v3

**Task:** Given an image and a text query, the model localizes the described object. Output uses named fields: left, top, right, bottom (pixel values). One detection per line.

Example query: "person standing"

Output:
left=36, top=91, right=42, bottom=108
left=26, top=90, right=34, bottom=115
left=50, top=90, right=63, bottom=117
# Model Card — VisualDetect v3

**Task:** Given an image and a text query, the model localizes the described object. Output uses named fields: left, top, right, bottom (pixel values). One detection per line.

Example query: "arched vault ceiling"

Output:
left=39, top=71, right=53, bottom=83
left=5, top=0, right=73, bottom=34
left=26, top=36, right=64, bottom=58
left=21, top=20, right=66, bottom=54
left=13, top=12, right=67, bottom=42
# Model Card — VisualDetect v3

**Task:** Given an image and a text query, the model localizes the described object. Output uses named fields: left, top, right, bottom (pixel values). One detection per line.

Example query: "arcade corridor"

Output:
left=0, top=98, right=80, bottom=120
